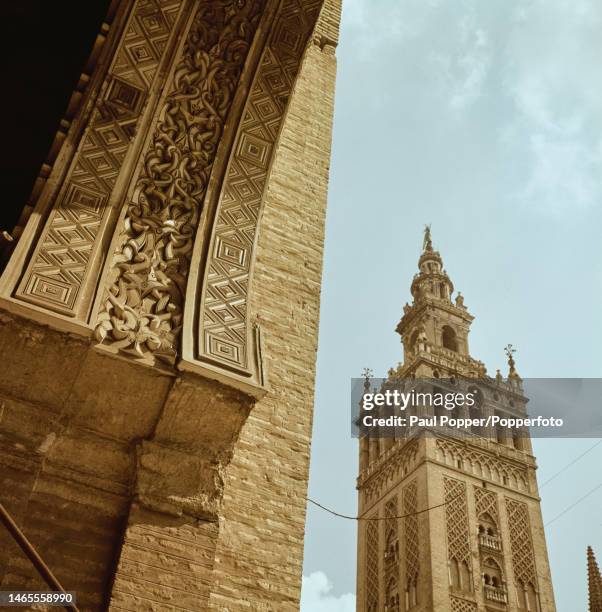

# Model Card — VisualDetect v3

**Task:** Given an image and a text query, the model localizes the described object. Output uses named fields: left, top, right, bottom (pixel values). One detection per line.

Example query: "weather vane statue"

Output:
left=423, top=224, right=433, bottom=251
left=504, top=344, right=519, bottom=379
left=361, top=367, right=373, bottom=392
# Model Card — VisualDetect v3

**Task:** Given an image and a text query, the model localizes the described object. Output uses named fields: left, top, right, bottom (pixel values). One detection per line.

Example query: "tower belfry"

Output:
left=356, top=229, right=557, bottom=612
left=395, top=227, right=486, bottom=379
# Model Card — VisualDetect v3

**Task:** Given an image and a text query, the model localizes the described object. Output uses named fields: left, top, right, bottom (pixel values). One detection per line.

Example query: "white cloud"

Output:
left=502, top=0, right=602, bottom=212
left=300, top=572, right=356, bottom=612
left=431, top=14, right=491, bottom=110
left=519, top=134, right=601, bottom=213
left=340, top=0, right=442, bottom=58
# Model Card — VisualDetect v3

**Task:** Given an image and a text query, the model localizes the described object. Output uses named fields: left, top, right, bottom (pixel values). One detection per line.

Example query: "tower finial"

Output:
left=361, top=367, right=373, bottom=392
left=423, top=224, right=433, bottom=252
left=505, top=344, right=519, bottom=379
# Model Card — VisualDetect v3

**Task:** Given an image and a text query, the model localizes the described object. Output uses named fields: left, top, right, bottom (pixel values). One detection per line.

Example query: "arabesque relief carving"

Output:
left=95, top=0, right=265, bottom=362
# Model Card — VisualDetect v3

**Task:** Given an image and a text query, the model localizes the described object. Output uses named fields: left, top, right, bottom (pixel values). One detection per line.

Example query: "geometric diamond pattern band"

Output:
left=197, top=0, right=323, bottom=374
left=15, top=0, right=183, bottom=317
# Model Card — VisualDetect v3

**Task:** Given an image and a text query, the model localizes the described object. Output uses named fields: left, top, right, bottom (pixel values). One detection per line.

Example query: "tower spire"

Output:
left=394, top=227, right=486, bottom=378
left=412, top=224, right=453, bottom=304
left=588, top=546, right=602, bottom=612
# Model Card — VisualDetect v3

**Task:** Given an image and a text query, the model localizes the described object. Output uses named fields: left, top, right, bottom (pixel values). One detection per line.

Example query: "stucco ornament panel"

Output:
left=95, top=0, right=265, bottom=363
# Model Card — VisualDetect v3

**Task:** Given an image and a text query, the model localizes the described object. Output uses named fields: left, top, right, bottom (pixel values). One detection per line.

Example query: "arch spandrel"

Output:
left=1, top=0, right=327, bottom=399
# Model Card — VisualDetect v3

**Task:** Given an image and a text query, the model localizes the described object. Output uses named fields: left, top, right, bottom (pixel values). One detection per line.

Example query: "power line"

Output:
left=307, top=493, right=460, bottom=521
left=545, top=481, right=602, bottom=527
left=539, top=439, right=602, bottom=490
left=308, top=440, right=602, bottom=523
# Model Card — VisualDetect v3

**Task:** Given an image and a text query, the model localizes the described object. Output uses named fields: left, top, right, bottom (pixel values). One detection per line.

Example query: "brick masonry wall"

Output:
left=207, top=2, right=341, bottom=609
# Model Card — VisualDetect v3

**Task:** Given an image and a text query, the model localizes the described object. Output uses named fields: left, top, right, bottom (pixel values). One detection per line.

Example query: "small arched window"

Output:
left=442, top=326, right=458, bottom=352
left=386, top=578, right=399, bottom=611
left=409, top=329, right=419, bottom=353
left=517, top=580, right=527, bottom=608
left=513, top=428, right=524, bottom=451
left=460, top=560, right=471, bottom=591
left=406, top=577, right=418, bottom=607
left=526, top=583, right=538, bottom=610
left=482, top=557, right=504, bottom=593
left=450, top=559, right=460, bottom=588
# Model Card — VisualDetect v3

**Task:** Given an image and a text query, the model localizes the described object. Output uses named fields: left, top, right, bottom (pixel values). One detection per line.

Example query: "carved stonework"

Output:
left=193, top=0, right=324, bottom=376
left=15, top=0, right=184, bottom=317
left=366, top=516, right=379, bottom=612
left=95, top=0, right=266, bottom=362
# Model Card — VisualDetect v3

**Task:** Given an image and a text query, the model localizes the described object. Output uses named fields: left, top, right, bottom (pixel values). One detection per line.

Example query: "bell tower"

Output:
left=356, top=229, right=557, bottom=612
left=396, top=226, right=486, bottom=378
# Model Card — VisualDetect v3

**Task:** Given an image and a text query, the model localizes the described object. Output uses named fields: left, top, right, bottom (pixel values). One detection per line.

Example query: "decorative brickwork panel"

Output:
left=366, top=517, right=379, bottom=612
left=16, top=0, right=184, bottom=317
left=506, top=498, right=538, bottom=587
left=403, top=480, right=420, bottom=586
left=385, top=495, right=399, bottom=555
left=384, top=495, right=400, bottom=611
left=445, top=477, right=472, bottom=566
left=195, top=0, right=324, bottom=375
left=445, top=476, right=474, bottom=593
left=451, top=595, right=478, bottom=612
left=96, top=0, right=266, bottom=362
left=474, top=485, right=504, bottom=557
left=474, top=486, right=499, bottom=525
left=436, top=438, right=530, bottom=492
left=362, top=441, right=418, bottom=505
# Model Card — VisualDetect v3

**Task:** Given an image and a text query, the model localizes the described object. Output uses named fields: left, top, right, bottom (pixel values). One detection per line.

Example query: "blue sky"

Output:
left=301, top=1, right=602, bottom=610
